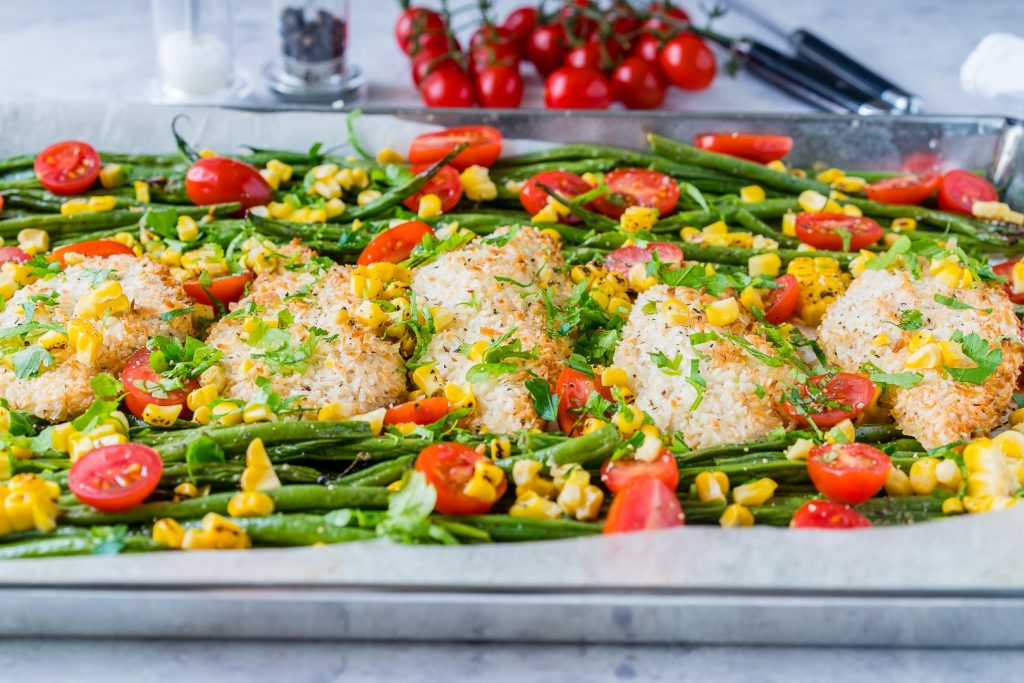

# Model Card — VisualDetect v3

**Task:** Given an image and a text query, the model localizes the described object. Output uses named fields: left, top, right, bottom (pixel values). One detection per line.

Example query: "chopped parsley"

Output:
left=895, top=309, right=924, bottom=331
left=11, top=346, right=54, bottom=379
left=685, top=358, right=706, bottom=411
left=525, top=377, right=559, bottom=422
left=649, top=350, right=683, bottom=376
left=463, top=331, right=538, bottom=383
left=944, top=331, right=1003, bottom=385
left=566, top=353, right=594, bottom=376
left=934, top=294, right=991, bottom=313
left=244, top=319, right=325, bottom=375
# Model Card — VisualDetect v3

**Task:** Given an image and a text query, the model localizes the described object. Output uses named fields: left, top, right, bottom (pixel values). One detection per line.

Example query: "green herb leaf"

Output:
left=525, top=377, right=559, bottom=422
left=650, top=350, right=683, bottom=376
left=934, top=294, right=991, bottom=313
left=160, top=307, right=197, bottom=321
left=944, top=331, right=1003, bottom=385
left=685, top=358, right=705, bottom=411
left=896, top=309, right=924, bottom=331
left=376, top=471, right=458, bottom=545
left=185, top=435, right=226, bottom=481
left=11, top=346, right=53, bottom=379
left=566, top=353, right=594, bottom=376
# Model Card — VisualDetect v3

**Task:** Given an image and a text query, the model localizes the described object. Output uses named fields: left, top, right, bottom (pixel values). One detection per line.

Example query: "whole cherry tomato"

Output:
left=395, top=6, right=445, bottom=55
left=475, top=65, right=524, bottom=108
left=420, top=62, right=475, bottom=107
left=659, top=34, right=716, bottom=91
left=503, top=7, right=537, bottom=51
left=544, top=67, right=612, bottom=109
left=611, top=56, right=666, bottom=110
left=527, top=24, right=568, bottom=76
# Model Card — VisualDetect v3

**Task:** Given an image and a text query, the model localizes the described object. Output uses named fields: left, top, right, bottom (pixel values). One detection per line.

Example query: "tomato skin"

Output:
left=603, top=477, right=685, bottom=535
left=121, top=348, right=196, bottom=420
left=566, top=36, right=624, bottom=74
left=68, top=443, right=164, bottom=512
left=806, top=442, right=891, bottom=505
left=183, top=271, right=253, bottom=307
left=864, top=174, right=941, bottom=205
left=475, top=65, right=524, bottom=108
left=993, top=259, right=1024, bottom=305
left=781, top=373, right=876, bottom=429
left=415, top=442, right=506, bottom=515
left=554, top=367, right=613, bottom=434
left=936, top=169, right=999, bottom=216
left=611, top=57, right=666, bottom=110
left=185, top=157, right=273, bottom=210
left=34, top=140, right=101, bottom=195
left=385, top=396, right=450, bottom=426
left=403, top=164, right=463, bottom=213
left=519, top=170, right=592, bottom=220
left=503, top=7, right=537, bottom=51
left=420, top=63, right=475, bottom=107
left=693, top=133, right=793, bottom=164
left=790, top=500, right=872, bottom=529
left=603, top=242, right=683, bottom=278
left=408, top=125, right=503, bottom=171
left=527, top=24, right=567, bottom=76
left=469, top=40, right=521, bottom=73
left=659, top=34, right=716, bottom=91
left=630, top=34, right=664, bottom=74
left=794, top=213, right=884, bottom=251
left=410, top=47, right=455, bottom=87
left=0, top=246, right=31, bottom=264
left=51, top=239, right=135, bottom=266
left=644, top=2, right=691, bottom=32
left=762, top=274, right=800, bottom=325
left=357, top=220, right=434, bottom=265
left=601, top=450, right=679, bottom=494
left=395, top=7, right=445, bottom=55
left=544, top=67, right=612, bottom=110
left=591, top=169, right=679, bottom=219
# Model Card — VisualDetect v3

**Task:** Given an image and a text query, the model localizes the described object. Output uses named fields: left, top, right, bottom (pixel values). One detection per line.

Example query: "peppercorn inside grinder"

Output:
left=265, top=0, right=365, bottom=104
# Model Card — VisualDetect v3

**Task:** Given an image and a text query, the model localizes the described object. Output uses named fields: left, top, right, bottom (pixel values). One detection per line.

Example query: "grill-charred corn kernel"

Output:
left=186, top=384, right=218, bottom=412
left=748, top=253, right=781, bottom=278
left=17, top=229, right=49, bottom=255
left=134, top=180, right=151, bottom=203
left=211, top=401, right=242, bottom=426
left=487, top=437, right=512, bottom=461
left=227, top=491, right=275, bottom=517
left=444, top=382, right=475, bottom=411
left=182, top=512, right=252, bottom=550
left=889, top=217, right=918, bottom=233
left=242, top=403, right=274, bottom=424
left=620, top=206, right=659, bottom=232
left=973, top=200, right=1024, bottom=225
left=459, top=164, right=498, bottom=201
left=152, top=518, right=185, bottom=548
left=740, top=184, right=766, bottom=203
left=417, top=193, right=442, bottom=218
left=786, top=256, right=850, bottom=326
left=142, top=403, right=182, bottom=427
left=679, top=226, right=700, bottom=242
left=462, top=459, right=506, bottom=504
left=696, top=470, right=730, bottom=503
left=510, top=490, right=562, bottom=520
left=662, top=298, right=691, bottom=325
left=831, top=175, right=865, bottom=192
left=705, top=297, right=740, bottom=326
left=36, top=329, right=67, bottom=349
left=781, top=212, right=797, bottom=236
left=785, top=438, right=815, bottom=462
left=732, top=477, right=777, bottom=506
left=815, top=167, right=845, bottom=184
left=173, top=482, right=199, bottom=501
left=909, top=457, right=939, bottom=495
left=798, top=190, right=828, bottom=212
left=601, top=367, right=628, bottom=387
left=872, top=332, right=890, bottom=347
left=570, top=263, right=603, bottom=284
left=581, top=417, right=607, bottom=435
left=720, top=503, right=754, bottom=527
left=75, top=280, right=130, bottom=318
left=611, top=406, right=645, bottom=437
left=628, top=263, right=657, bottom=292
left=412, top=365, right=443, bottom=396
left=905, top=343, right=943, bottom=370
left=353, top=300, right=387, bottom=330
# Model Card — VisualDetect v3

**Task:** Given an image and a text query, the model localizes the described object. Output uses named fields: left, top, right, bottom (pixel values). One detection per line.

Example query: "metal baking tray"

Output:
left=1, top=103, right=1023, bottom=646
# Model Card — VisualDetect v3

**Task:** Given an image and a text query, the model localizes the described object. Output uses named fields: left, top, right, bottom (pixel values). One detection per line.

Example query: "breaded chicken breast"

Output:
left=411, top=226, right=571, bottom=433
left=0, top=255, right=195, bottom=421
left=613, top=284, right=790, bottom=448
left=818, top=267, right=1023, bottom=448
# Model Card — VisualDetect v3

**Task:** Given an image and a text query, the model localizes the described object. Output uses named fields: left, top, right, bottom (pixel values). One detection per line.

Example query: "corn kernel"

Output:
left=228, top=491, right=275, bottom=517
left=843, top=203, right=863, bottom=217
left=628, top=262, right=657, bottom=292
left=785, top=438, right=815, bottom=462
left=816, top=168, right=845, bottom=184
left=581, top=417, right=606, bottom=435
left=242, top=403, right=274, bottom=424
left=353, top=300, right=387, bottom=330
left=266, top=159, right=293, bottom=182
left=935, top=458, right=963, bottom=491
left=510, top=490, right=562, bottom=520
left=905, top=343, right=943, bottom=371
left=182, top=512, right=251, bottom=550
left=739, top=285, right=763, bottom=312
left=153, top=518, right=185, bottom=548
left=317, top=402, right=349, bottom=422
left=211, top=401, right=242, bottom=426
left=601, top=367, right=628, bottom=387
left=732, top=477, right=777, bottom=506
left=417, top=193, right=442, bottom=218
left=798, top=190, right=828, bottom=212
left=460, top=165, right=498, bottom=201
left=444, top=382, right=475, bottom=411
left=748, top=253, right=781, bottom=277
left=17, top=229, right=49, bottom=255
left=740, top=185, right=766, bottom=203
left=909, top=457, right=939, bottom=495
left=782, top=212, right=797, bottom=236
left=620, top=206, right=659, bottom=232
left=705, top=297, right=740, bottom=326
left=611, top=406, right=645, bottom=437
left=412, top=365, right=443, bottom=396
left=703, top=220, right=728, bottom=235
left=720, top=503, right=754, bottom=527
left=462, top=459, right=506, bottom=504
left=175, top=215, right=200, bottom=242
left=696, top=470, right=729, bottom=503
left=142, top=403, right=182, bottom=427
left=662, top=298, right=691, bottom=325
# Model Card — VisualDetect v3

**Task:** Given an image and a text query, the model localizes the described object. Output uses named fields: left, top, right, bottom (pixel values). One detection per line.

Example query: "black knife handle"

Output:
left=790, top=29, right=922, bottom=111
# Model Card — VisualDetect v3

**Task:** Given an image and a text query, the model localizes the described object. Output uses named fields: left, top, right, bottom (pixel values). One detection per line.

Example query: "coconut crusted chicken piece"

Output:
left=203, top=252, right=406, bottom=417
left=613, top=284, right=790, bottom=449
left=0, top=255, right=196, bottom=421
left=817, top=266, right=1023, bottom=449
left=410, top=226, right=571, bottom=433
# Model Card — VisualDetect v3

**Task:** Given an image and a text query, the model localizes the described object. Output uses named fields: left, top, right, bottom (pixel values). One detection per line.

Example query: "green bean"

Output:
left=734, top=208, right=800, bottom=248
left=0, top=534, right=160, bottom=559
left=335, top=455, right=414, bottom=487
left=843, top=197, right=1008, bottom=243
left=451, top=515, right=600, bottom=541
left=0, top=202, right=240, bottom=238
left=221, top=514, right=376, bottom=546
left=0, top=154, right=34, bottom=174
left=499, top=425, right=621, bottom=473
left=656, top=198, right=800, bottom=230
left=491, top=158, right=623, bottom=180
left=493, top=144, right=653, bottom=167
left=648, top=134, right=831, bottom=195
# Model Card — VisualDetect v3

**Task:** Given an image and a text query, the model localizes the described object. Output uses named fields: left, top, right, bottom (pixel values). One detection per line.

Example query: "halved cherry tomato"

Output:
left=658, top=34, right=716, bottom=91
left=385, top=397, right=450, bottom=426
left=601, top=449, right=679, bottom=494
left=68, top=443, right=164, bottom=512
left=519, top=170, right=593, bottom=221
left=183, top=271, right=253, bottom=307
left=34, top=140, right=101, bottom=195
left=993, top=259, right=1024, bottom=305
left=358, top=220, right=434, bottom=265
left=693, top=133, right=793, bottom=164
left=762, top=274, right=800, bottom=325
left=403, top=164, right=463, bottom=213
left=51, top=239, right=135, bottom=266
left=794, top=213, right=884, bottom=251
left=0, top=194, right=4, bottom=212
left=121, top=347, right=197, bottom=420
left=590, top=169, right=679, bottom=220
left=806, top=442, right=891, bottom=505
left=936, top=169, right=998, bottom=216
left=544, top=67, right=612, bottom=109
left=603, top=242, right=683, bottom=277
left=408, top=125, right=503, bottom=170
left=781, top=373, right=876, bottom=429
left=603, top=477, right=685, bottom=534
left=790, top=500, right=872, bottom=529
left=864, top=173, right=940, bottom=205
left=554, top=366, right=613, bottom=435
left=185, top=157, right=273, bottom=210
left=0, top=246, right=31, bottom=264
left=415, top=442, right=507, bottom=515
